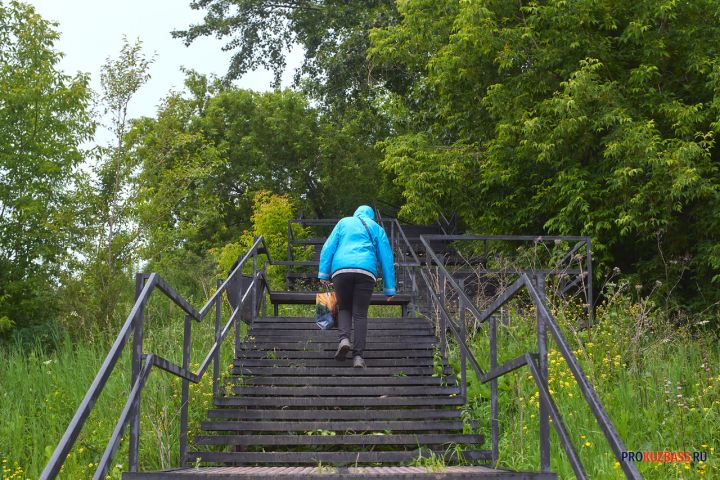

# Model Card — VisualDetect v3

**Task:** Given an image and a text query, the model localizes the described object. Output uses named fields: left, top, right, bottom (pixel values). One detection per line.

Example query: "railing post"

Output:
left=213, top=279, right=222, bottom=398
left=128, top=274, right=145, bottom=472
left=410, top=269, right=418, bottom=318
left=536, top=273, right=550, bottom=472
left=252, top=239, right=258, bottom=325
left=439, top=268, right=447, bottom=359
left=490, top=315, right=499, bottom=465
left=179, top=313, right=192, bottom=467
left=459, top=279, right=467, bottom=398
left=586, top=239, right=594, bottom=325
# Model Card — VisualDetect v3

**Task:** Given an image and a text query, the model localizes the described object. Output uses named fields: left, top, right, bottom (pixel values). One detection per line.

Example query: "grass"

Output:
left=445, top=283, right=719, bottom=479
left=0, top=292, right=236, bottom=480
left=2, top=280, right=716, bottom=479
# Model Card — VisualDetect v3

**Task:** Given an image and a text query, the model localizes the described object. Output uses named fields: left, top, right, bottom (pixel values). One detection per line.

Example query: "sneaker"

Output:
left=353, top=356, right=366, bottom=368
left=335, top=338, right=352, bottom=361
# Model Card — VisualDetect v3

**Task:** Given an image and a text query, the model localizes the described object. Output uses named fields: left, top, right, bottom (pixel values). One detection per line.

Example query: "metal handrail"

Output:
left=41, top=236, right=272, bottom=480
left=414, top=234, right=641, bottom=479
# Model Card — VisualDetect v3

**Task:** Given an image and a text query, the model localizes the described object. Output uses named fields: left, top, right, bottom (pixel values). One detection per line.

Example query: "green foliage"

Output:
left=173, top=1, right=398, bottom=108
left=59, top=38, right=154, bottom=333
left=446, top=285, right=720, bottom=478
left=129, top=73, right=389, bottom=257
left=213, top=191, right=310, bottom=289
left=0, top=1, right=94, bottom=331
left=0, top=301, right=235, bottom=479
left=370, top=0, right=720, bottom=310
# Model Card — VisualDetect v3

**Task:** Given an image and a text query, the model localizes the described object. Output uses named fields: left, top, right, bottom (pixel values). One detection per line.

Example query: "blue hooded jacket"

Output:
left=318, top=206, right=396, bottom=296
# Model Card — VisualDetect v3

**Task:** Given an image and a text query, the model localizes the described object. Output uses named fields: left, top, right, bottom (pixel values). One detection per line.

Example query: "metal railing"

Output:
left=41, top=236, right=273, bottom=480
left=413, top=233, right=641, bottom=479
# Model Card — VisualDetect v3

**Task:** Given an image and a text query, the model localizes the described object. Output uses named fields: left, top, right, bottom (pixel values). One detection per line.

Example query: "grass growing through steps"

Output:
left=446, top=287, right=719, bottom=479
left=0, top=293, right=237, bottom=480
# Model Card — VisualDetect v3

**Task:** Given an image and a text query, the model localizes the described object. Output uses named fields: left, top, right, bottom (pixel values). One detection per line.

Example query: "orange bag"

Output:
left=315, top=289, right=337, bottom=329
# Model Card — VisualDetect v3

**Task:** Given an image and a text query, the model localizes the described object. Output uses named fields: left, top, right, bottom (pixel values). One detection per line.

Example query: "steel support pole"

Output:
left=252, top=242, right=258, bottom=326
left=128, top=274, right=144, bottom=472
left=459, top=279, right=467, bottom=398
left=536, top=273, right=550, bottom=471
left=439, top=269, right=447, bottom=359
left=490, top=315, right=499, bottom=465
left=179, top=314, right=192, bottom=466
left=213, top=279, right=222, bottom=398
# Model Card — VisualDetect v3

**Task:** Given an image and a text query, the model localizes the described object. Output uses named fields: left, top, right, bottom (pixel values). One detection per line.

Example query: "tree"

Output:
left=0, top=1, right=93, bottom=332
left=61, top=38, right=154, bottom=331
left=173, top=0, right=399, bottom=109
left=369, top=0, right=720, bottom=311
left=128, top=74, right=389, bottom=261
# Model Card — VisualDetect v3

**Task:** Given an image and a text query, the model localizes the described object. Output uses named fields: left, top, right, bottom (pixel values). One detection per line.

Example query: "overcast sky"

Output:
left=25, top=0, right=302, bottom=140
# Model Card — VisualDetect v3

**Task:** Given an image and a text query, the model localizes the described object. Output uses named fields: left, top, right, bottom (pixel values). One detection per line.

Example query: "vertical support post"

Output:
left=252, top=239, right=258, bottom=327
left=179, top=314, right=192, bottom=466
left=390, top=220, right=395, bottom=256
left=459, top=279, right=467, bottom=398
left=489, top=315, right=499, bottom=465
left=287, top=220, right=293, bottom=285
left=128, top=274, right=144, bottom=472
left=260, top=262, right=267, bottom=318
left=438, top=269, right=447, bottom=359
left=586, top=239, right=594, bottom=325
left=410, top=270, right=418, bottom=318
left=213, top=279, right=222, bottom=398
left=536, top=273, right=550, bottom=472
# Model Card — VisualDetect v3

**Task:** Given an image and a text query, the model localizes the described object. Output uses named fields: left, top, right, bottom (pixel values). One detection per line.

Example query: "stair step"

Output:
left=238, top=350, right=433, bottom=359
left=248, top=332, right=436, bottom=340
left=231, top=386, right=461, bottom=396
left=207, top=409, right=462, bottom=420
left=185, top=449, right=491, bottom=465
left=214, top=396, right=466, bottom=407
left=250, top=323, right=430, bottom=331
left=237, top=376, right=453, bottom=386
left=195, top=433, right=484, bottom=446
left=240, top=341, right=437, bottom=350
left=232, top=366, right=453, bottom=376
left=124, top=465, right=557, bottom=479
left=201, top=420, right=472, bottom=432
left=234, top=359, right=436, bottom=367
left=252, top=316, right=429, bottom=325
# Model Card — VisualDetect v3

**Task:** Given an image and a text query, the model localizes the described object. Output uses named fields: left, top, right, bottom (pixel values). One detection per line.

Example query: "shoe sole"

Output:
left=353, top=360, right=366, bottom=368
left=335, top=343, right=351, bottom=361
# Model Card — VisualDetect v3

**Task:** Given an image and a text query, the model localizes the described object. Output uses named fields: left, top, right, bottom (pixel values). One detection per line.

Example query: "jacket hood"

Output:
left=353, top=205, right=375, bottom=220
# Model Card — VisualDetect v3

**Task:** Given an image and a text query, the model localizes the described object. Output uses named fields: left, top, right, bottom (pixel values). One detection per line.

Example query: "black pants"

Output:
left=332, top=272, right=375, bottom=357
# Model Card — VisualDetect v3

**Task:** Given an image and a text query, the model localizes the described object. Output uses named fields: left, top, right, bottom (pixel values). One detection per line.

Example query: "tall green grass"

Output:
left=0, top=292, right=236, bottom=480
left=1, top=284, right=716, bottom=479
left=447, top=285, right=719, bottom=479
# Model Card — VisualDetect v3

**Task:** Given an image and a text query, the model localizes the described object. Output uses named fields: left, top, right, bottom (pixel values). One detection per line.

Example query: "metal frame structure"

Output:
left=408, top=231, right=641, bottom=479
left=40, top=237, right=273, bottom=480
left=41, top=214, right=641, bottom=480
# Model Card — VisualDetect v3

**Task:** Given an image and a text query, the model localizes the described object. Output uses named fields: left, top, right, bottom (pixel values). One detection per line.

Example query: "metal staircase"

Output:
left=40, top=215, right=642, bottom=480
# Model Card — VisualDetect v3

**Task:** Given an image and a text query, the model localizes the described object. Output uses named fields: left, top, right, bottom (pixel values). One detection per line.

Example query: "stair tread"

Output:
left=235, top=357, right=439, bottom=365
left=238, top=351, right=434, bottom=359
left=124, top=466, right=556, bottom=479
left=195, top=433, right=484, bottom=446
left=201, top=419, right=474, bottom=431
left=214, top=396, right=466, bottom=407
left=206, top=409, right=462, bottom=420
left=186, top=449, right=491, bottom=464
left=236, top=376, right=453, bottom=386
left=231, top=386, right=460, bottom=396
left=233, top=367, right=452, bottom=376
